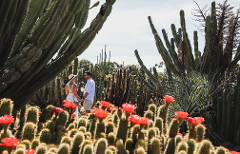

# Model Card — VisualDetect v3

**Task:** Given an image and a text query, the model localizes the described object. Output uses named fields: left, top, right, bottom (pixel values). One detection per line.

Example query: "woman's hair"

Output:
left=69, top=77, right=76, bottom=84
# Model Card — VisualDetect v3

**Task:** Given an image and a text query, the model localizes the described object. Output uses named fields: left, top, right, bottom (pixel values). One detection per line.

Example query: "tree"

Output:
left=125, top=64, right=140, bottom=76
left=0, top=0, right=116, bottom=110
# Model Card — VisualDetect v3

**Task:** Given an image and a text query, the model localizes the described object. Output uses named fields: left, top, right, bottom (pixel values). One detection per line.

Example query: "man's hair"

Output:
left=85, top=70, right=91, bottom=76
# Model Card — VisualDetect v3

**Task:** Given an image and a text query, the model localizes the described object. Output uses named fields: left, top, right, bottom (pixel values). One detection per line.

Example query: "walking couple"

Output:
left=65, top=70, right=95, bottom=119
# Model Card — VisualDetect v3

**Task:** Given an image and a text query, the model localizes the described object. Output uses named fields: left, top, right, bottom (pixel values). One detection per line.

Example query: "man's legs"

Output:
left=83, top=99, right=93, bottom=115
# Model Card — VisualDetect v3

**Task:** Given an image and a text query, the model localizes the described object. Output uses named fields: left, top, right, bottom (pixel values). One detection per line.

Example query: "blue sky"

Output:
left=80, top=0, right=240, bottom=71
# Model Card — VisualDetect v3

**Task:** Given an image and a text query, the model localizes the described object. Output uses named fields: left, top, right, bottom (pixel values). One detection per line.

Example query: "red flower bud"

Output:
left=0, top=115, right=14, bottom=125
left=53, top=107, right=63, bottom=114
left=122, top=103, right=136, bottom=113
left=175, top=111, right=189, bottom=120
left=0, top=137, right=19, bottom=148
left=163, top=95, right=175, bottom=104
left=94, top=108, right=109, bottom=119
left=100, top=101, right=111, bottom=108
left=187, top=117, right=204, bottom=126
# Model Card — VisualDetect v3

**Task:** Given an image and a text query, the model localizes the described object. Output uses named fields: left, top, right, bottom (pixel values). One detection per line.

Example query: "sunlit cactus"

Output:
left=196, top=140, right=212, bottom=154
left=78, top=118, right=88, bottom=128
left=149, top=137, right=161, bottom=154
left=79, top=140, right=92, bottom=154
left=39, top=128, right=51, bottom=144
left=0, top=93, right=235, bottom=154
left=22, top=122, right=36, bottom=141
left=71, top=132, right=84, bottom=154
left=26, top=106, right=39, bottom=125
left=95, top=138, right=108, bottom=154
left=0, top=98, right=13, bottom=116
left=55, top=110, right=69, bottom=127
left=35, top=143, right=48, bottom=154
left=31, top=139, right=40, bottom=150
left=57, top=143, right=70, bottom=154
left=22, top=140, right=31, bottom=149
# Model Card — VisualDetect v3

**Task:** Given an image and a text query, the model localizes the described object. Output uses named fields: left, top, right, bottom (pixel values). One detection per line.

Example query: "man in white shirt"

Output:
left=81, top=70, right=95, bottom=115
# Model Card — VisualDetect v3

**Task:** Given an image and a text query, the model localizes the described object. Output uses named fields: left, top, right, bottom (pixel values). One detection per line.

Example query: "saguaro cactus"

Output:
left=0, top=0, right=116, bottom=110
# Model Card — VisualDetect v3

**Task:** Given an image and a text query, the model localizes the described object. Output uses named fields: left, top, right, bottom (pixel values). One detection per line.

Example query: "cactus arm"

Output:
left=210, top=2, right=218, bottom=70
left=11, top=1, right=116, bottom=109
left=162, top=29, right=183, bottom=73
left=221, top=90, right=228, bottom=138
left=0, top=0, right=73, bottom=97
left=170, top=24, right=181, bottom=48
left=231, top=45, right=240, bottom=68
left=28, top=1, right=60, bottom=43
left=0, top=0, right=30, bottom=70
left=148, top=16, right=183, bottom=78
left=134, top=49, right=162, bottom=91
left=200, top=16, right=211, bottom=73
left=75, top=0, right=90, bottom=29
left=226, top=93, right=232, bottom=141
left=217, top=97, right=222, bottom=133
left=10, top=0, right=47, bottom=57
left=1, top=0, right=85, bottom=98
left=0, top=1, right=15, bottom=38
left=234, top=86, right=240, bottom=135
left=193, top=31, right=200, bottom=69
left=180, top=10, right=195, bottom=71
left=138, top=74, right=161, bottom=94
left=224, top=15, right=239, bottom=70
left=57, top=27, right=81, bottom=58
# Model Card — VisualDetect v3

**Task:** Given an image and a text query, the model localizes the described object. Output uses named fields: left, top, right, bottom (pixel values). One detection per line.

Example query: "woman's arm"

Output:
left=73, top=85, right=81, bottom=101
left=65, top=85, right=69, bottom=95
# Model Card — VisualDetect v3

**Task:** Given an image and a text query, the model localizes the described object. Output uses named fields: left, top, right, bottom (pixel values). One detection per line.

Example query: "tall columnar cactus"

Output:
left=214, top=72, right=240, bottom=145
left=0, top=0, right=117, bottom=110
left=135, top=1, right=240, bottom=83
left=134, top=2, right=240, bottom=136
left=104, top=65, right=131, bottom=107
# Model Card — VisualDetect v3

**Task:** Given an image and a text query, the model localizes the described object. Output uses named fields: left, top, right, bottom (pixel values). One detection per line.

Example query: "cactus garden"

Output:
left=0, top=97, right=239, bottom=154
left=1, top=0, right=240, bottom=154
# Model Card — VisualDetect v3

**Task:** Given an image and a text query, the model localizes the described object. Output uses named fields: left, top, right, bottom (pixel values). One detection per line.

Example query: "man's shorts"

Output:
left=83, top=99, right=93, bottom=110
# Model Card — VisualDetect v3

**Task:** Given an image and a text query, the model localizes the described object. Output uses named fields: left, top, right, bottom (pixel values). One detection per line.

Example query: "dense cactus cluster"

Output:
left=104, top=65, right=131, bottom=107
left=216, top=73, right=240, bottom=146
left=0, top=97, right=239, bottom=154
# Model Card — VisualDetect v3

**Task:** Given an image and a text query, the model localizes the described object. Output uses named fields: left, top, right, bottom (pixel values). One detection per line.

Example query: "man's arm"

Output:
left=83, top=92, right=89, bottom=99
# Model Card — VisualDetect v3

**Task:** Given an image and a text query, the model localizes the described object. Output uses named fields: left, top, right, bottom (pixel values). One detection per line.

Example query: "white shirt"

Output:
left=84, top=78, right=95, bottom=102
